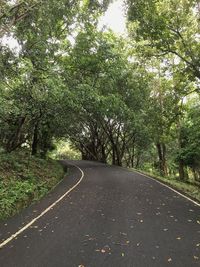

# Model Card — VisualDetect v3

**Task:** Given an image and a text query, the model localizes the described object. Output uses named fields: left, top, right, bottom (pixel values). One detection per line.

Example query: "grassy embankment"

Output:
left=0, top=151, right=64, bottom=220
left=133, top=169, right=200, bottom=204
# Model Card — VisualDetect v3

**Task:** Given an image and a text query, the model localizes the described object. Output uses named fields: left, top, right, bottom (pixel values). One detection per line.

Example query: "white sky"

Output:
left=99, top=0, right=126, bottom=35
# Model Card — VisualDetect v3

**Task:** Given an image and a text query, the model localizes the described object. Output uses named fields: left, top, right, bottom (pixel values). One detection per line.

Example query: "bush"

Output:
left=0, top=151, right=64, bottom=220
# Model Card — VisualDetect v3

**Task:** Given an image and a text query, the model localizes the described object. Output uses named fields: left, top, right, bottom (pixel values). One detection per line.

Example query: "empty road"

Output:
left=0, top=160, right=200, bottom=267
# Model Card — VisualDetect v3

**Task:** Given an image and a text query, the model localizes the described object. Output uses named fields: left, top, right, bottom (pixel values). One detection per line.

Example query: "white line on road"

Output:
left=0, top=163, right=84, bottom=249
left=134, top=170, right=200, bottom=207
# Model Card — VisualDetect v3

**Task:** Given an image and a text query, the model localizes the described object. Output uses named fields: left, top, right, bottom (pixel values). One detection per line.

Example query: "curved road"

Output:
left=0, top=160, right=200, bottom=267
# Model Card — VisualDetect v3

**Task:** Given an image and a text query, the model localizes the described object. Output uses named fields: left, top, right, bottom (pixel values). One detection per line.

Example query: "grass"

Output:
left=132, top=168, right=200, bottom=204
left=0, top=150, right=64, bottom=220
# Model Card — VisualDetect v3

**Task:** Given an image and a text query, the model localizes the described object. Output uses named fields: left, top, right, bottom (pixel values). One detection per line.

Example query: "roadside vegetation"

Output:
left=133, top=168, right=200, bottom=204
left=0, top=150, right=64, bottom=220
left=0, top=0, right=199, bottom=214
left=51, top=141, right=81, bottom=160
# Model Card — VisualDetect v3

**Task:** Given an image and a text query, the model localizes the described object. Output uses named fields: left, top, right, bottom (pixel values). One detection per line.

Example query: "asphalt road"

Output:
left=0, top=160, right=200, bottom=267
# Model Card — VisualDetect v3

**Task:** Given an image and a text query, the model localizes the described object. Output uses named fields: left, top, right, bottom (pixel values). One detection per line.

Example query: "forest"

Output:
left=0, top=0, right=200, bottom=205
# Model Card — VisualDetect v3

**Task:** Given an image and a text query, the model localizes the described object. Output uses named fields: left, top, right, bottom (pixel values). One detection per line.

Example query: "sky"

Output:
left=1, top=0, right=126, bottom=50
left=98, top=0, right=126, bottom=35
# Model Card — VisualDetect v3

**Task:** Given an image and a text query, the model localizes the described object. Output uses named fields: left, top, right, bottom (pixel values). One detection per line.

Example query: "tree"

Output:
left=125, top=0, right=200, bottom=83
left=175, top=99, right=200, bottom=181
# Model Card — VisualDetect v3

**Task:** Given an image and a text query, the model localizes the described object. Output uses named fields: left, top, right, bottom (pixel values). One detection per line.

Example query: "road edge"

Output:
left=0, top=163, right=84, bottom=249
left=131, top=168, right=200, bottom=207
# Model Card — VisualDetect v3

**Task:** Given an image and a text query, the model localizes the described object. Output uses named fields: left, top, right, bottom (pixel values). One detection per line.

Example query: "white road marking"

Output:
left=134, top=170, right=200, bottom=207
left=0, top=163, right=84, bottom=249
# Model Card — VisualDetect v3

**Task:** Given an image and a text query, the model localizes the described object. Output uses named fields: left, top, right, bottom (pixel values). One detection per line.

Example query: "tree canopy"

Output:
left=0, top=0, right=200, bottom=183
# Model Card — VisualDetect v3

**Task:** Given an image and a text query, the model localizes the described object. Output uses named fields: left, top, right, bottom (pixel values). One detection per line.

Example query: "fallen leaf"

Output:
left=120, top=232, right=127, bottom=236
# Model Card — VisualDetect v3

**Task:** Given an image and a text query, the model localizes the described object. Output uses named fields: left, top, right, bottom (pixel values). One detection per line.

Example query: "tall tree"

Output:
left=125, top=0, right=200, bottom=83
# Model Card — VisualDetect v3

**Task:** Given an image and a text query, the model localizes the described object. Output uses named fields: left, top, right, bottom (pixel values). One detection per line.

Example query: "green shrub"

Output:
left=0, top=151, right=64, bottom=220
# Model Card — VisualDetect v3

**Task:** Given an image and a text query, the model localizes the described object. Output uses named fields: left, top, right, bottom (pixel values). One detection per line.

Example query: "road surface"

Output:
left=0, top=160, right=200, bottom=267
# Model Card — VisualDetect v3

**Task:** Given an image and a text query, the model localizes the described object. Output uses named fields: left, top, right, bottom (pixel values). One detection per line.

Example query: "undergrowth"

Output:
left=0, top=150, right=64, bottom=220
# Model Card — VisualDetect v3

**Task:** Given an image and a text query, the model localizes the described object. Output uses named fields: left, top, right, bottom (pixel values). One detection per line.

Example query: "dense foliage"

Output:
left=0, top=151, right=63, bottom=219
left=0, top=0, right=199, bottom=186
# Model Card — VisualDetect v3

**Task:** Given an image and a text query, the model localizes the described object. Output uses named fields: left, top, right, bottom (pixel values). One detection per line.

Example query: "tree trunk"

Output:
left=112, top=146, right=116, bottom=165
left=178, top=159, right=185, bottom=180
left=135, top=152, right=141, bottom=169
left=156, top=142, right=168, bottom=176
left=6, top=116, right=26, bottom=152
left=31, top=123, right=38, bottom=155
left=100, top=145, right=107, bottom=163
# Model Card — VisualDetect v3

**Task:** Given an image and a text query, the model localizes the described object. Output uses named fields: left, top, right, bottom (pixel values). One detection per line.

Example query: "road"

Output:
left=0, top=160, right=200, bottom=267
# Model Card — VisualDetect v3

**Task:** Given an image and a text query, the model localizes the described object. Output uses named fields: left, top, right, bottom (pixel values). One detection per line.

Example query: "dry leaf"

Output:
left=120, top=232, right=127, bottom=236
